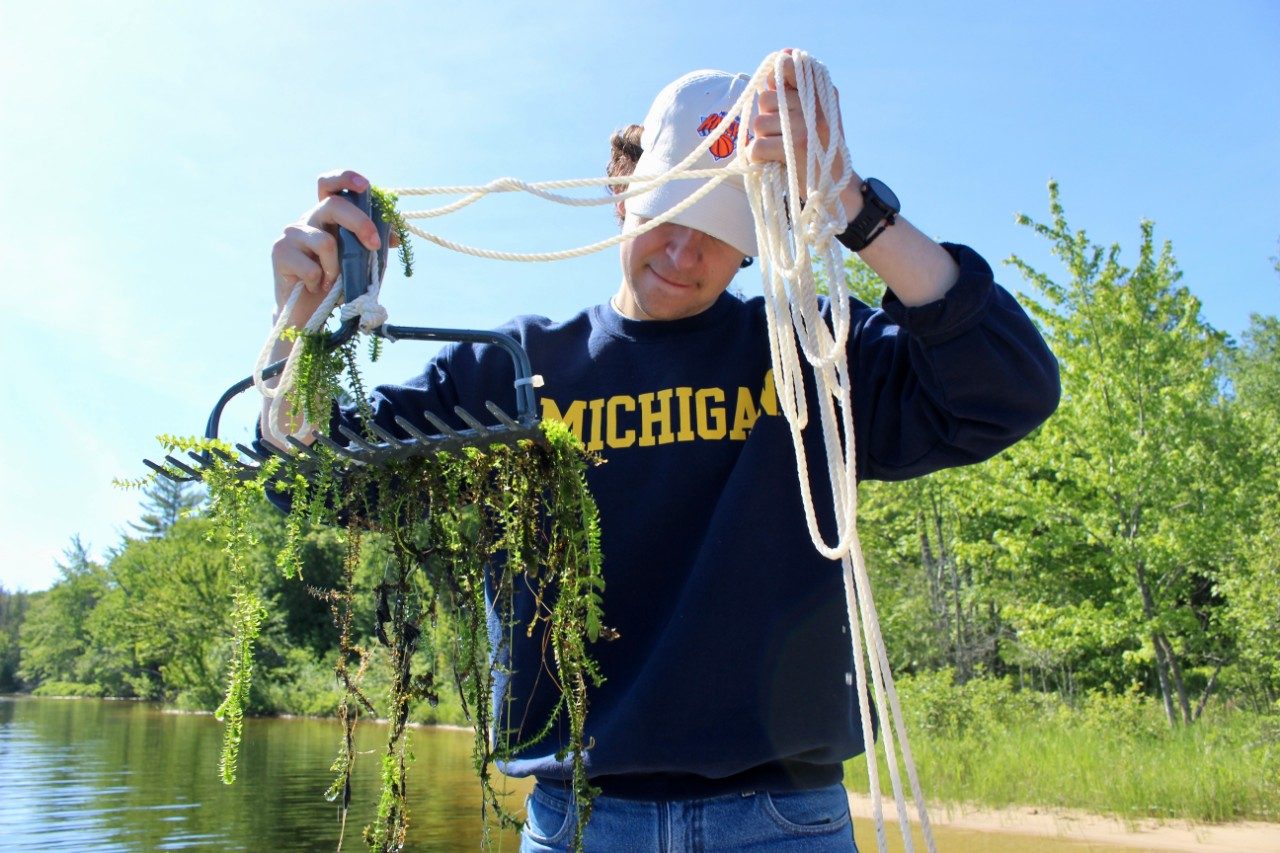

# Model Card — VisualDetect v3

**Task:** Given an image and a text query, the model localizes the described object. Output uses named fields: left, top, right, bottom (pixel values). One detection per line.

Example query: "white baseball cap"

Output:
left=627, top=69, right=758, bottom=257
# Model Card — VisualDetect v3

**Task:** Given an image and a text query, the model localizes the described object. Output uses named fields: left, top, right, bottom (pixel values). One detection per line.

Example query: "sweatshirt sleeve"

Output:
left=850, top=242, right=1060, bottom=481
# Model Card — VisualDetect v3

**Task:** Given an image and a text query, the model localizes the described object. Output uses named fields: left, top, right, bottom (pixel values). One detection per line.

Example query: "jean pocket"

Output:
left=522, top=788, right=575, bottom=846
left=761, top=786, right=852, bottom=835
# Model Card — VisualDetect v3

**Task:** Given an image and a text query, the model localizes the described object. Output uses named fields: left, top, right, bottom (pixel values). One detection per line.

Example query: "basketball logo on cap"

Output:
left=697, top=112, right=750, bottom=161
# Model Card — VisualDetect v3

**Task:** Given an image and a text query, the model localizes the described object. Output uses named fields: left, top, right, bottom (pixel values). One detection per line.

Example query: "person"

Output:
left=261, top=55, right=1059, bottom=852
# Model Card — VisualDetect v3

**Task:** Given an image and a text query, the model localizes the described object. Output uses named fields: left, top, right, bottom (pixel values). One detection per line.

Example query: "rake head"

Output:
left=143, top=189, right=544, bottom=488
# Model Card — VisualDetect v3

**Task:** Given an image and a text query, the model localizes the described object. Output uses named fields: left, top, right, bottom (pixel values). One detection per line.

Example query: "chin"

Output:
left=640, top=295, right=704, bottom=321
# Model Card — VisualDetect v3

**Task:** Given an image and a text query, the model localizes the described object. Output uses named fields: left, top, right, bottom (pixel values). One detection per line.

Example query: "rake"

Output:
left=143, top=189, right=544, bottom=486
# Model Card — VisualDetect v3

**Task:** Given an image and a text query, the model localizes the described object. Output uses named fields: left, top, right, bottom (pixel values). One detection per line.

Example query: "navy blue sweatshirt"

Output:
left=269, top=243, right=1059, bottom=799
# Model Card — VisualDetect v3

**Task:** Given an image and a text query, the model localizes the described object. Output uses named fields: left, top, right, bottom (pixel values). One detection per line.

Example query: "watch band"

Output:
left=837, top=180, right=898, bottom=253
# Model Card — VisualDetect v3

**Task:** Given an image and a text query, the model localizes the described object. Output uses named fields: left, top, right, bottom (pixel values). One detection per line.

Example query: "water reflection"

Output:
left=0, top=697, right=528, bottom=851
left=0, top=697, right=1148, bottom=851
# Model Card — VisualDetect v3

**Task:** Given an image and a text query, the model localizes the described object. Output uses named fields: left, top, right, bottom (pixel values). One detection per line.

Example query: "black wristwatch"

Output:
left=836, top=178, right=900, bottom=252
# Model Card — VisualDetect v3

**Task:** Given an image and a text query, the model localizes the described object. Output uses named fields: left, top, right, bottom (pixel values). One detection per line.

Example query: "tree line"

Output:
left=2, top=183, right=1277, bottom=728
left=851, top=184, right=1279, bottom=722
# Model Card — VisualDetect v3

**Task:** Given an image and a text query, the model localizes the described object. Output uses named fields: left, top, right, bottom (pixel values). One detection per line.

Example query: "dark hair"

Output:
left=608, top=124, right=643, bottom=225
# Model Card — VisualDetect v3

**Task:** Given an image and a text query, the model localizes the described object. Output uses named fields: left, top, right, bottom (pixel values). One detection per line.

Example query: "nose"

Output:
left=665, top=225, right=703, bottom=271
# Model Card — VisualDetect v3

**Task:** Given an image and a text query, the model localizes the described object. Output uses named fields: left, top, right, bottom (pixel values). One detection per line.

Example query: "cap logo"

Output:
left=697, top=111, right=751, bottom=161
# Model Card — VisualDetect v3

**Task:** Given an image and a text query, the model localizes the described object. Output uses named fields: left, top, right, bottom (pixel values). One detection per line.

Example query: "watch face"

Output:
left=865, top=178, right=900, bottom=214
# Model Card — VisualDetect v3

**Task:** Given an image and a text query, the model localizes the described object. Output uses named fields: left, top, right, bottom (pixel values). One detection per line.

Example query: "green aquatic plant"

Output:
left=371, top=185, right=414, bottom=280
left=145, top=390, right=605, bottom=852
left=135, top=189, right=607, bottom=851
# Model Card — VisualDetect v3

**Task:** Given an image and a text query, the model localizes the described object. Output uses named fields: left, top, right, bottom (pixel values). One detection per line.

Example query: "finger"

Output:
left=317, top=170, right=370, bottom=201
left=766, top=51, right=798, bottom=92
left=747, top=137, right=812, bottom=171
left=752, top=110, right=811, bottom=144
left=758, top=88, right=806, bottom=124
left=285, top=224, right=340, bottom=287
left=306, top=195, right=382, bottom=251
left=746, top=136, right=791, bottom=165
left=273, top=242, right=328, bottom=296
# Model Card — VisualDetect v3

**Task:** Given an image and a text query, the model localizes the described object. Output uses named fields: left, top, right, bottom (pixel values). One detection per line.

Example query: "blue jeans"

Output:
left=520, top=781, right=858, bottom=852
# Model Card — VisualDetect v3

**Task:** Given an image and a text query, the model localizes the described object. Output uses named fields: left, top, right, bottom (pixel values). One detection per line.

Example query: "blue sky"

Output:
left=1, top=1, right=1277, bottom=591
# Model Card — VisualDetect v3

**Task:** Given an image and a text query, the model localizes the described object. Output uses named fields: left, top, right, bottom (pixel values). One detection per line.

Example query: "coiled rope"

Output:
left=256, top=48, right=935, bottom=853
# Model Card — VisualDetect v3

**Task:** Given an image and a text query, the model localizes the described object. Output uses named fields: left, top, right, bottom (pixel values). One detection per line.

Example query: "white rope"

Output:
left=253, top=49, right=935, bottom=853
left=742, top=50, right=934, bottom=853
left=254, top=263, right=384, bottom=446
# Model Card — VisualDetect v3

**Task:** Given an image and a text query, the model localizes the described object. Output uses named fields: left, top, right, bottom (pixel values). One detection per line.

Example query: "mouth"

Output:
left=649, top=266, right=693, bottom=289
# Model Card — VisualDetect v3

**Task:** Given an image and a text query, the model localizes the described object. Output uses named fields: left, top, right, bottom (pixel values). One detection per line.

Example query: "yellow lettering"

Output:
left=638, top=389, right=675, bottom=447
left=586, top=398, right=605, bottom=452
left=674, top=387, right=695, bottom=442
left=759, top=370, right=778, bottom=417
left=541, top=397, right=586, bottom=443
left=729, top=386, right=759, bottom=440
left=606, top=395, right=636, bottom=448
left=695, top=388, right=727, bottom=440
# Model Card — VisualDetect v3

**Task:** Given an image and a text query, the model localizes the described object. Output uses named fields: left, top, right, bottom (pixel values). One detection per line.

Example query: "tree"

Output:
left=93, top=516, right=239, bottom=705
left=128, top=476, right=205, bottom=538
left=1219, top=308, right=1280, bottom=706
left=1003, top=182, right=1236, bottom=724
left=17, top=536, right=111, bottom=688
left=0, top=587, right=30, bottom=690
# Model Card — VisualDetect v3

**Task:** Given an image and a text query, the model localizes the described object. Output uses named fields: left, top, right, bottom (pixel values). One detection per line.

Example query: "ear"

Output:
left=615, top=200, right=626, bottom=222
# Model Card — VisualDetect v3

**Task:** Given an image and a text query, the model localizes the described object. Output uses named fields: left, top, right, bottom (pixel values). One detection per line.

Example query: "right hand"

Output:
left=270, top=170, right=385, bottom=325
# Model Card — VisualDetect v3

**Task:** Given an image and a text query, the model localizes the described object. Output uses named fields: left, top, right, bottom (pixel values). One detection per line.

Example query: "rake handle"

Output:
left=203, top=190, right=392, bottom=441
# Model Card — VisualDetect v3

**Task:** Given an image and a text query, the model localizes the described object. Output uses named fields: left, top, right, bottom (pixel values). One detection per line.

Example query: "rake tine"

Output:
left=422, top=411, right=463, bottom=440
left=206, top=446, right=247, bottom=467
left=235, top=442, right=268, bottom=463
left=453, top=406, right=491, bottom=436
left=367, top=422, right=407, bottom=448
left=258, top=438, right=294, bottom=462
left=201, top=447, right=258, bottom=478
left=145, top=458, right=195, bottom=483
left=337, top=424, right=381, bottom=454
left=394, top=415, right=438, bottom=445
left=164, top=454, right=203, bottom=478
left=484, top=401, right=523, bottom=431
left=286, top=435, right=328, bottom=462
left=312, top=431, right=364, bottom=461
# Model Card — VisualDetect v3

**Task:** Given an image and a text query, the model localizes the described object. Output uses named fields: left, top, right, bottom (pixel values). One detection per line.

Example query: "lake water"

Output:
left=0, top=696, right=1148, bottom=851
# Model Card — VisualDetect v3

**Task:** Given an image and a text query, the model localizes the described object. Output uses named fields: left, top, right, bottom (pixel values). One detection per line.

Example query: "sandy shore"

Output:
left=848, top=794, right=1279, bottom=852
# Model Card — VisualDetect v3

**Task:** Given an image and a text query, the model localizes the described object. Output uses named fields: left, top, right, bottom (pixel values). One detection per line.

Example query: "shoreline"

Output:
left=848, top=793, right=1280, bottom=852
left=10, top=694, right=473, bottom=731
left=9, top=696, right=1274, bottom=849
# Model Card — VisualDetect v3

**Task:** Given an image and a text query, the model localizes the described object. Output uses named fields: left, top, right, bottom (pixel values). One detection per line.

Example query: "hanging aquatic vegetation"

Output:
left=136, top=188, right=607, bottom=851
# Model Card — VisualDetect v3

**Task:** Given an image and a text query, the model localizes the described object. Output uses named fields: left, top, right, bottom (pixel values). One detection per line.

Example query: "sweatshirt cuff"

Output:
left=879, top=242, right=995, bottom=346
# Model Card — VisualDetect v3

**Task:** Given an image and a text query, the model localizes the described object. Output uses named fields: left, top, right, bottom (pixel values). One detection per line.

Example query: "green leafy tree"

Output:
left=91, top=516, right=241, bottom=705
left=0, top=587, right=30, bottom=690
left=17, top=536, right=111, bottom=689
left=1004, top=182, right=1235, bottom=724
left=1220, top=309, right=1280, bottom=706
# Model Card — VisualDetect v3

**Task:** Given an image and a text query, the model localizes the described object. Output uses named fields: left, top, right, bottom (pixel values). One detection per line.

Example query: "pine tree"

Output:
left=129, top=477, right=205, bottom=538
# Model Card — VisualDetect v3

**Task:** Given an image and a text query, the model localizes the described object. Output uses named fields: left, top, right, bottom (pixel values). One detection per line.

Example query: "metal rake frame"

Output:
left=144, top=189, right=544, bottom=487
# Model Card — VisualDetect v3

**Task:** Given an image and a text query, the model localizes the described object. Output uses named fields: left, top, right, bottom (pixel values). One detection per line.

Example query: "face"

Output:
left=615, top=213, right=746, bottom=321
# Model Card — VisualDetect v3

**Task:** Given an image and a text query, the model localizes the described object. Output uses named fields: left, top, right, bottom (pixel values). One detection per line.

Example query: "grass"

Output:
left=843, top=671, right=1280, bottom=823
